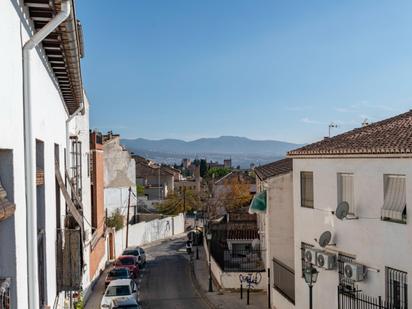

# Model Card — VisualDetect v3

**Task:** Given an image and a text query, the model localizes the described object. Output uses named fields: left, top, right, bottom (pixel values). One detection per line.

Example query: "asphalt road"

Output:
left=139, top=238, right=209, bottom=309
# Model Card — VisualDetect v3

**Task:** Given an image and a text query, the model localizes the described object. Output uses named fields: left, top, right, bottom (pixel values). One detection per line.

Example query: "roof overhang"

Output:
left=25, top=0, right=84, bottom=114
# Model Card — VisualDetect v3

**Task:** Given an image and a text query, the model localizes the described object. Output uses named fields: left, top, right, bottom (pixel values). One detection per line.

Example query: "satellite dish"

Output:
left=319, top=231, right=332, bottom=248
left=336, top=201, right=349, bottom=220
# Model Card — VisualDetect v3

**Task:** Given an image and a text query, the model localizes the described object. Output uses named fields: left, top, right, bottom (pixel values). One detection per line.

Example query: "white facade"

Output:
left=0, top=2, right=88, bottom=307
left=103, top=137, right=137, bottom=215
left=257, top=172, right=295, bottom=309
left=293, top=157, right=412, bottom=309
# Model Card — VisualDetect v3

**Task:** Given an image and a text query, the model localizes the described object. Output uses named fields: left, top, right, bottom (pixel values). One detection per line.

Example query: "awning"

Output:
left=381, top=175, right=406, bottom=221
left=248, top=190, right=267, bottom=214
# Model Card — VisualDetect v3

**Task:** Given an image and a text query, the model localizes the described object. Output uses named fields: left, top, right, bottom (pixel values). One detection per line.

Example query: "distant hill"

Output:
left=121, top=136, right=302, bottom=168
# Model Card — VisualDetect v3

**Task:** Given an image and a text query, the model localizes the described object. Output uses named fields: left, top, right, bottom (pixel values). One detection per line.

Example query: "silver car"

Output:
left=122, top=246, right=146, bottom=266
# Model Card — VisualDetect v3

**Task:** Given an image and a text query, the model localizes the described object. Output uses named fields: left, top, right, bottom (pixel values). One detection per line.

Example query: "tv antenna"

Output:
left=335, top=201, right=358, bottom=220
left=318, top=231, right=335, bottom=247
left=328, top=122, right=338, bottom=137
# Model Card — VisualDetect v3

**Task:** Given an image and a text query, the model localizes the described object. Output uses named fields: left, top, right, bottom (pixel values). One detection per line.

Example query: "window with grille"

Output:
left=386, top=267, right=408, bottom=309
left=70, top=139, right=82, bottom=199
left=381, top=175, right=406, bottom=224
left=337, top=173, right=355, bottom=214
left=300, top=172, right=314, bottom=208
left=273, top=258, right=295, bottom=304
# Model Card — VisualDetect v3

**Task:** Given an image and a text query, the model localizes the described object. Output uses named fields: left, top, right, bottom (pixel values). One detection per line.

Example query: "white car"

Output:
left=101, top=279, right=138, bottom=308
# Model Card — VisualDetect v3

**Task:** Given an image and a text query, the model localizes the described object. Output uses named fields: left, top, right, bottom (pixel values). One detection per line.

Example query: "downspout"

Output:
left=23, top=1, right=71, bottom=308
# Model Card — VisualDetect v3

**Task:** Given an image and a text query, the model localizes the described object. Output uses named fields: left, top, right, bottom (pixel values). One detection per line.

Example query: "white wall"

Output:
left=0, top=2, right=74, bottom=307
left=293, top=157, right=412, bottom=309
left=114, top=213, right=185, bottom=257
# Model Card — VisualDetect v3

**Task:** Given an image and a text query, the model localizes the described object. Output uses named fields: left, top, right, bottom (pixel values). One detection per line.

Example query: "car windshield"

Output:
left=119, top=258, right=135, bottom=265
left=109, top=269, right=128, bottom=279
left=105, top=285, right=131, bottom=297
left=123, top=250, right=138, bottom=256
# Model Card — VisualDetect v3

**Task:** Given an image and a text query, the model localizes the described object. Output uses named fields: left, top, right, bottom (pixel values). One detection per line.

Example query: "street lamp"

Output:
left=304, top=264, right=319, bottom=309
left=206, top=232, right=213, bottom=292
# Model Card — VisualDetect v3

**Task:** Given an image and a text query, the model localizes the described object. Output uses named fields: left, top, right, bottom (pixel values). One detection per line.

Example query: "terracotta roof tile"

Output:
left=288, top=110, right=412, bottom=156
left=255, top=158, right=293, bottom=180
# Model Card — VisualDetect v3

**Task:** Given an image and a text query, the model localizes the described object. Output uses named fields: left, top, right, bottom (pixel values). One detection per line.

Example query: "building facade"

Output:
left=254, top=158, right=295, bottom=309
left=289, top=111, right=412, bottom=309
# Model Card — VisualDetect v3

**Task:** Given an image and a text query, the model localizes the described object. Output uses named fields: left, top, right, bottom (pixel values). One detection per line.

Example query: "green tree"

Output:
left=157, top=189, right=202, bottom=215
left=106, top=209, right=124, bottom=231
left=200, top=159, right=208, bottom=177
left=136, top=184, right=145, bottom=196
left=207, top=167, right=231, bottom=179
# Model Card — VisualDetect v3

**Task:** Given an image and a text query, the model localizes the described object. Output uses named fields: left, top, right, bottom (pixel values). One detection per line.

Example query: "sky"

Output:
left=77, top=0, right=412, bottom=144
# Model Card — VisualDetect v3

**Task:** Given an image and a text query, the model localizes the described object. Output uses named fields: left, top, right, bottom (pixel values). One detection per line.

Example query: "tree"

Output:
left=207, top=167, right=231, bottom=179
left=106, top=208, right=124, bottom=231
left=222, top=177, right=253, bottom=210
left=136, top=184, right=145, bottom=196
left=157, top=188, right=202, bottom=215
left=200, top=159, right=208, bottom=177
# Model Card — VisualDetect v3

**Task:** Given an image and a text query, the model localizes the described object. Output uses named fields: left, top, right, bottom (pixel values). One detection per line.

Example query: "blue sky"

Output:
left=77, top=0, right=412, bottom=144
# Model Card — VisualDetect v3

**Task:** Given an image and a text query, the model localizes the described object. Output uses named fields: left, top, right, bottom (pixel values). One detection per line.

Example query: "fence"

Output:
left=273, top=258, right=295, bottom=304
left=210, top=241, right=264, bottom=272
left=338, top=286, right=407, bottom=309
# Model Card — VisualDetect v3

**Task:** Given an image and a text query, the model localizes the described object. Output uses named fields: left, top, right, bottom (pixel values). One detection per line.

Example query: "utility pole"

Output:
left=125, top=187, right=131, bottom=248
left=183, top=186, right=186, bottom=213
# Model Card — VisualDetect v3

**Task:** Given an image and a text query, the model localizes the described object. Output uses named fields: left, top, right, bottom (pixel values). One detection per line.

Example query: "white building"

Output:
left=288, top=111, right=412, bottom=309
left=103, top=133, right=137, bottom=216
left=254, top=158, right=295, bottom=309
left=0, top=0, right=88, bottom=307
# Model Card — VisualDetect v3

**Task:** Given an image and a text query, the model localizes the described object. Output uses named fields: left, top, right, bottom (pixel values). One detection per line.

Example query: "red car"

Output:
left=114, top=255, right=139, bottom=279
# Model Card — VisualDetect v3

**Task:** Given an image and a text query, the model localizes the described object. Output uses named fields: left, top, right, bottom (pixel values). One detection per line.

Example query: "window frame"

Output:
left=337, top=172, right=355, bottom=215
left=381, top=174, right=407, bottom=224
left=300, top=171, right=314, bottom=208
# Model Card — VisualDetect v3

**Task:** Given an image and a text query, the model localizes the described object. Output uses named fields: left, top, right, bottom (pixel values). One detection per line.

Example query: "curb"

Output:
left=190, top=260, right=218, bottom=309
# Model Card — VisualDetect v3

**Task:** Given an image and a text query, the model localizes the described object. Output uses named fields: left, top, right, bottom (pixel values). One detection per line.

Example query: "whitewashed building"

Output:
left=288, top=111, right=412, bottom=309
left=0, top=0, right=89, bottom=308
left=254, top=158, right=295, bottom=309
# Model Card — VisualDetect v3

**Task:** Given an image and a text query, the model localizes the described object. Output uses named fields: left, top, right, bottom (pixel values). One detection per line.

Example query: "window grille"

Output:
left=0, top=278, right=11, bottom=309
left=70, top=139, right=82, bottom=200
left=386, top=267, right=408, bottom=309
left=273, top=258, right=295, bottom=304
left=338, top=253, right=355, bottom=290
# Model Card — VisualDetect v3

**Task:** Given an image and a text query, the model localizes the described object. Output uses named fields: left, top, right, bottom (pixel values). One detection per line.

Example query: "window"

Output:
left=386, top=267, right=408, bottom=309
left=300, top=172, right=314, bottom=208
left=273, top=258, right=295, bottom=304
left=337, top=173, right=355, bottom=214
left=381, top=175, right=406, bottom=223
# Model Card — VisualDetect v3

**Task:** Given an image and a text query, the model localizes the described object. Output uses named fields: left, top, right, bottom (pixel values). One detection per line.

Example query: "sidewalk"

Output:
left=191, top=246, right=268, bottom=309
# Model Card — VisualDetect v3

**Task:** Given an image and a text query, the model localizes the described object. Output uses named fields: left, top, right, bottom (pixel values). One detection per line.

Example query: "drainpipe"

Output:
left=23, top=1, right=71, bottom=308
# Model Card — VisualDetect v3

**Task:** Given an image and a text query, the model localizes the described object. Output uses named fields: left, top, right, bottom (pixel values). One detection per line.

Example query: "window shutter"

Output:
left=382, top=175, right=406, bottom=222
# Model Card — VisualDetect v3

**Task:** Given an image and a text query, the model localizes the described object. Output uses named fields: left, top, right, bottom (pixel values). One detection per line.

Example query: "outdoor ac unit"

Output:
left=304, top=248, right=320, bottom=265
left=344, top=262, right=367, bottom=282
left=316, top=251, right=337, bottom=270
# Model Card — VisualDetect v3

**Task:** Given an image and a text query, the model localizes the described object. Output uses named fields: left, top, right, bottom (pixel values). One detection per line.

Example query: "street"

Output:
left=85, top=237, right=209, bottom=309
left=139, top=237, right=209, bottom=309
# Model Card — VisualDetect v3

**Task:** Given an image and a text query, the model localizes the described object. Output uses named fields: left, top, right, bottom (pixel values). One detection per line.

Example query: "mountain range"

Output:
left=121, top=136, right=303, bottom=168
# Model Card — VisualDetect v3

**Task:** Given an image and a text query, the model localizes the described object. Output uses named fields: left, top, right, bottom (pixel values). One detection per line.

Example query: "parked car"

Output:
left=122, top=246, right=146, bottom=266
left=110, top=297, right=140, bottom=309
left=114, top=255, right=139, bottom=279
left=105, top=267, right=131, bottom=287
left=101, top=279, right=137, bottom=308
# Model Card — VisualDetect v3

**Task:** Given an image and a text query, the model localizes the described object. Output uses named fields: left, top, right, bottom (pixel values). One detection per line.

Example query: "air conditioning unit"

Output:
left=304, top=248, right=321, bottom=265
left=344, top=262, right=367, bottom=282
left=316, top=251, right=337, bottom=270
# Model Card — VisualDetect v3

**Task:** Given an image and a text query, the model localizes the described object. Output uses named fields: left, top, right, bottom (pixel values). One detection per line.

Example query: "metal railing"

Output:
left=210, top=241, right=264, bottom=272
left=273, top=258, right=295, bottom=304
left=0, top=278, right=11, bottom=309
left=386, top=267, right=408, bottom=309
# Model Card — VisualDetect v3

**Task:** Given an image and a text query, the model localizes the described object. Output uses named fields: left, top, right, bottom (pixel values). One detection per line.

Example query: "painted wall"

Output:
left=114, top=213, right=185, bottom=257
left=258, top=172, right=295, bottom=309
left=0, top=1, right=74, bottom=307
left=293, top=157, right=412, bottom=309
